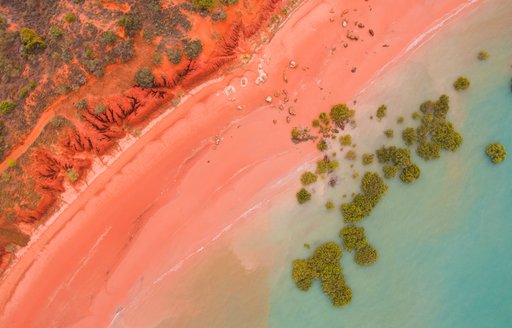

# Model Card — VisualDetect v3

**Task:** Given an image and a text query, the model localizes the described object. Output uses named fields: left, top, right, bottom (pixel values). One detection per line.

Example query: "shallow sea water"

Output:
left=113, top=1, right=512, bottom=327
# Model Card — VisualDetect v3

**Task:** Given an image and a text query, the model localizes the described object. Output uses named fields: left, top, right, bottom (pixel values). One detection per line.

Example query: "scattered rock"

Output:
left=343, top=42, right=348, bottom=48
left=265, top=96, right=273, bottom=103
left=347, top=30, right=359, bottom=41
left=369, top=29, right=375, bottom=37
left=237, top=105, right=243, bottom=111
left=223, top=85, right=235, bottom=96
left=278, top=104, right=284, bottom=110
left=273, top=119, right=277, bottom=124
left=351, top=67, right=357, bottom=73
left=342, top=19, right=348, bottom=27
left=330, top=17, right=335, bottom=23
left=240, top=76, right=248, bottom=87
left=383, top=44, right=390, bottom=47
left=214, top=135, right=222, bottom=145
left=282, top=71, right=288, bottom=83
left=288, top=107, right=296, bottom=116
left=289, top=60, right=298, bottom=69
left=286, top=116, right=291, bottom=123
left=357, top=22, right=365, bottom=28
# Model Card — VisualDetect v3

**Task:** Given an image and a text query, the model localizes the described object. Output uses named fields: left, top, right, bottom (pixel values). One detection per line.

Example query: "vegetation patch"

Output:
left=486, top=143, right=507, bottom=164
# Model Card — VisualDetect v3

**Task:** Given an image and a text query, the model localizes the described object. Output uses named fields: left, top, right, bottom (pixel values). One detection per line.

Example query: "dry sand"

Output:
left=0, top=0, right=480, bottom=326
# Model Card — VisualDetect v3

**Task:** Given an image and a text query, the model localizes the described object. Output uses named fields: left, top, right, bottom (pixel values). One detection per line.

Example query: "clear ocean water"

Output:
left=113, top=1, right=512, bottom=327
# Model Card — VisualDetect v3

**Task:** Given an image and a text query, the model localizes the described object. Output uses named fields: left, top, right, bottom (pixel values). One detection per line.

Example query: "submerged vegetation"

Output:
left=291, top=242, right=352, bottom=306
left=290, top=87, right=467, bottom=306
left=486, top=143, right=507, bottom=164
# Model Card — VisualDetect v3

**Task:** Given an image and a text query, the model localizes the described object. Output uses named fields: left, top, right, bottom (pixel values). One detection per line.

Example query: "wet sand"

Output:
left=0, top=0, right=480, bottom=326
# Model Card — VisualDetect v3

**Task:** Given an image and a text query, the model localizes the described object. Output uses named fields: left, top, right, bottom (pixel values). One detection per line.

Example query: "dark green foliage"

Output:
left=316, top=157, right=339, bottom=174
left=74, top=99, right=88, bottom=110
left=339, top=225, right=367, bottom=252
left=400, top=164, right=421, bottom=184
left=362, top=153, right=374, bottom=165
left=384, top=129, right=394, bottom=138
left=317, top=139, right=328, bottom=151
left=382, top=165, right=398, bottom=179
left=291, top=127, right=314, bottom=143
left=19, top=28, right=47, bottom=55
left=49, top=26, right=63, bottom=40
left=291, top=242, right=352, bottom=307
left=117, top=14, right=142, bottom=37
left=453, top=76, right=470, bottom=91
left=300, top=171, right=318, bottom=186
left=376, top=105, right=387, bottom=119
left=296, top=188, right=312, bottom=204
left=100, top=31, right=119, bottom=46
left=477, top=51, right=489, bottom=61
left=341, top=172, right=387, bottom=223
left=339, top=134, right=352, bottom=146
left=329, top=104, right=354, bottom=129
left=354, top=244, right=378, bottom=266
left=402, top=127, right=416, bottom=146
left=135, top=67, right=155, bottom=88
left=0, top=100, right=16, bottom=114
left=64, top=13, right=77, bottom=23
left=184, top=39, right=203, bottom=60
left=192, top=0, right=218, bottom=10
left=486, top=143, right=507, bottom=164
left=167, top=48, right=182, bottom=64
left=414, top=95, right=463, bottom=161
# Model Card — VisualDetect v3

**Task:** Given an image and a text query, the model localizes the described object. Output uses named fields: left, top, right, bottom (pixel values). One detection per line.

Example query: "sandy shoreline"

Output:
left=0, top=0, right=481, bottom=326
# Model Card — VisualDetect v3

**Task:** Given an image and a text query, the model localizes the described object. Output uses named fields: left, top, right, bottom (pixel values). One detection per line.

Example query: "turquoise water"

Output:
left=268, top=1, right=512, bottom=327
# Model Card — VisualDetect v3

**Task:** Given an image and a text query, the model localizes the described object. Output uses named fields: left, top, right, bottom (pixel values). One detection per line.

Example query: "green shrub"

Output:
left=67, top=168, right=79, bottom=182
left=166, top=48, right=182, bottom=64
left=382, top=165, right=398, bottom=179
left=341, top=172, right=387, bottom=223
left=0, top=100, right=17, bottom=114
left=325, top=201, right=335, bottom=210
left=397, top=116, right=404, bottom=124
left=192, top=0, right=218, bottom=10
left=345, top=150, right=357, bottom=161
left=296, top=188, right=312, bottom=204
left=49, top=26, right=63, bottom=40
left=18, top=87, right=28, bottom=98
left=300, top=171, right=318, bottom=186
left=135, top=67, right=155, bottom=88
left=184, top=39, right=203, bottom=60
left=384, top=129, right=394, bottom=138
left=100, top=31, right=119, bottom=45
left=477, top=51, right=489, bottom=61
left=339, top=134, right=352, bottom=146
left=64, top=13, right=77, bottom=23
left=316, top=157, right=339, bottom=174
left=6, top=159, right=16, bottom=167
left=339, top=225, right=367, bottom=252
left=402, top=127, right=416, bottom=146
left=74, top=99, right=88, bottom=110
left=19, top=28, right=47, bottom=55
left=317, top=139, right=328, bottom=151
left=291, top=242, right=352, bottom=307
left=453, top=76, right=471, bottom=91
left=399, top=164, right=421, bottom=184
left=362, top=153, right=374, bottom=165
left=354, top=244, right=378, bottom=266
left=117, top=14, right=142, bottom=36
left=485, top=143, right=507, bottom=164
left=376, top=105, right=387, bottom=119
left=329, top=104, right=354, bottom=128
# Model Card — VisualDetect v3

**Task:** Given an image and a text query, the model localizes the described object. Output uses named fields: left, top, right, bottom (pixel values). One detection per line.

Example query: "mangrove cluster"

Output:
left=291, top=242, right=352, bottom=307
left=486, top=143, right=507, bottom=164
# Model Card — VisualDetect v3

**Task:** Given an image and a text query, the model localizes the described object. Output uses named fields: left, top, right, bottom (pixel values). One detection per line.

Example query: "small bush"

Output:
left=325, top=201, right=335, bottom=210
left=67, top=169, right=79, bottom=182
left=339, top=225, right=367, bottom=252
left=376, top=105, right=387, bottom=119
left=135, top=67, right=155, bottom=88
left=117, top=14, right=142, bottom=37
left=362, top=153, right=374, bottom=165
left=339, top=134, right=352, bottom=146
left=100, top=31, right=119, bottom=45
left=49, top=26, right=63, bottom=40
left=384, top=129, right=394, bottom=138
left=0, top=100, right=17, bottom=114
left=74, top=99, right=88, bottom=110
left=64, top=13, right=77, bottom=23
left=19, top=28, right=47, bottom=55
left=399, top=164, right=421, bottom=184
left=453, top=76, right=471, bottom=91
left=317, top=139, right=328, bottom=151
left=167, top=48, right=182, bottom=64
left=402, top=127, right=416, bottom=146
left=329, top=104, right=354, bottom=129
left=184, top=39, right=203, bottom=60
left=345, top=150, right=357, bottom=161
left=382, top=165, right=398, bottom=179
left=192, top=0, right=218, bottom=10
left=477, top=51, right=489, bottom=61
left=486, top=143, right=507, bottom=164
left=94, top=104, right=106, bottom=115
left=6, top=159, right=16, bottom=167
left=354, top=244, right=378, bottom=266
left=300, top=171, right=318, bottom=186
left=296, top=188, right=312, bottom=204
